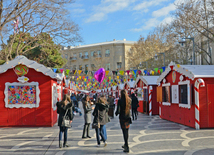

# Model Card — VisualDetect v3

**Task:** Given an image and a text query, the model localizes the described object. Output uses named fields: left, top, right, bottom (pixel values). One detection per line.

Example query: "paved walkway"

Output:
left=1, top=105, right=214, bottom=154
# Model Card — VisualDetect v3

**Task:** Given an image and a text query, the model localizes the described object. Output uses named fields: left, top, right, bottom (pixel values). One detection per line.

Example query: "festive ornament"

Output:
left=94, top=68, right=105, bottom=83
left=14, top=64, right=29, bottom=76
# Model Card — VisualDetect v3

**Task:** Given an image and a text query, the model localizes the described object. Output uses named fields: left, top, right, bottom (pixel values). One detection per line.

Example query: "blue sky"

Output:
left=68, top=0, right=179, bottom=46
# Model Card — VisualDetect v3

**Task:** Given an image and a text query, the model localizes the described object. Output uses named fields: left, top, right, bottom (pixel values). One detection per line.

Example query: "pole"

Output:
left=163, top=53, right=165, bottom=66
left=193, top=38, right=195, bottom=65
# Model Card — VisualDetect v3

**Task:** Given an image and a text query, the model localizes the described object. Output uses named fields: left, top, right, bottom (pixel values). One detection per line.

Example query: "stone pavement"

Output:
left=1, top=105, right=214, bottom=155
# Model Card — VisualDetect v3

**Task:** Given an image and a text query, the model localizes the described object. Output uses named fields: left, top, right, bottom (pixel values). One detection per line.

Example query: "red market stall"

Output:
left=0, top=56, right=63, bottom=127
left=124, top=81, right=135, bottom=95
left=157, top=62, right=214, bottom=129
left=134, top=76, right=159, bottom=115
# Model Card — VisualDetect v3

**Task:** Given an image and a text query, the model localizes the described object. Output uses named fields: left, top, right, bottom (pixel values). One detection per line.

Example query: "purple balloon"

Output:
left=94, top=68, right=105, bottom=83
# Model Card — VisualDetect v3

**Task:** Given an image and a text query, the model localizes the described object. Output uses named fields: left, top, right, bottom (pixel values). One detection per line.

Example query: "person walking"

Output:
left=92, top=95, right=110, bottom=147
left=57, top=94, right=74, bottom=148
left=131, top=93, right=139, bottom=120
left=107, top=95, right=115, bottom=118
left=115, top=90, right=132, bottom=153
left=82, top=95, right=94, bottom=138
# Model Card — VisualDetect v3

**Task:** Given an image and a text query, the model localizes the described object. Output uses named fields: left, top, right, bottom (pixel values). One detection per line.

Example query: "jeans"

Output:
left=101, top=125, right=107, bottom=140
left=95, top=125, right=106, bottom=145
left=59, top=126, right=68, bottom=143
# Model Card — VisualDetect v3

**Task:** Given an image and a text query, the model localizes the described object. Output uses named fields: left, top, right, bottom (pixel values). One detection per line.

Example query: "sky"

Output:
left=68, top=0, right=180, bottom=46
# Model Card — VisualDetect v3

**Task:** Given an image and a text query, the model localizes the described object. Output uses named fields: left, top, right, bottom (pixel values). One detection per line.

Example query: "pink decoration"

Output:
left=60, top=69, right=64, bottom=73
left=94, top=68, right=105, bottom=83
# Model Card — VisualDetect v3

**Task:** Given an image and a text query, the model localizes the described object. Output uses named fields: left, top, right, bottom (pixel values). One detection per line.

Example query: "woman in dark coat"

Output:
left=131, top=93, right=139, bottom=120
left=115, top=90, right=132, bottom=152
left=92, top=96, right=110, bottom=147
left=57, top=94, right=74, bottom=148
left=82, top=95, right=94, bottom=138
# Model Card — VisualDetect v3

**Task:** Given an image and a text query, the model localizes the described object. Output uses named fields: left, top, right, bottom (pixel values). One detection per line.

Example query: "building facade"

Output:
left=60, top=39, right=136, bottom=71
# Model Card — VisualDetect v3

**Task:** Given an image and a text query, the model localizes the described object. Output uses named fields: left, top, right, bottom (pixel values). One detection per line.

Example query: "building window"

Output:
left=79, top=53, right=82, bottom=58
left=79, top=65, right=82, bottom=70
left=105, top=50, right=110, bottom=57
left=143, top=89, right=148, bottom=102
left=84, top=52, right=88, bottom=59
left=97, top=50, right=101, bottom=57
left=106, top=63, right=110, bottom=70
left=74, top=54, right=77, bottom=57
left=91, top=64, right=95, bottom=70
left=85, top=64, right=88, bottom=71
left=91, top=51, right=94, bottom=57
left=117, top=62, right=122, bottom=69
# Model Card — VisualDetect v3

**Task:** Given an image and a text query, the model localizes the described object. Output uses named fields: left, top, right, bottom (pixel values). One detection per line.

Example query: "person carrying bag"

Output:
left=57, top=94, right=74, bottom=148
left=92, top=95, right=110, bottom=147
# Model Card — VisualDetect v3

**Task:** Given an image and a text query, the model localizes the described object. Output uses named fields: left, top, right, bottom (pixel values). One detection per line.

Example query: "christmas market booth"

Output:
left=0, top=56, right=63, bottom=127
left=124, top=80, right=135, bottom=95
left=134, top=76, right=159, bottom=115
left=157, top=62, right=214, bottom=129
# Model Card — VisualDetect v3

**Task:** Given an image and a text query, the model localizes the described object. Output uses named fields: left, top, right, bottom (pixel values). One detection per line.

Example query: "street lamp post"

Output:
left=154, top=53, right=165, bottom=66
left=139, top=61, right=148, bottom=70
left=179, top=37, right=195, bottom=65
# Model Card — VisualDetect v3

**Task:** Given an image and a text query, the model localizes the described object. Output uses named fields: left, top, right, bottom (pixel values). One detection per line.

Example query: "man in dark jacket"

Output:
left=131, top=93, right=139, bottom=120
left=107, top=95, right=115, bottom=118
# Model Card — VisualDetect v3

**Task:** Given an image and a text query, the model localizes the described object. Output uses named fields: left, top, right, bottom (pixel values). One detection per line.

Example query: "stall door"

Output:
left=207, top=84, right=214, bottom=127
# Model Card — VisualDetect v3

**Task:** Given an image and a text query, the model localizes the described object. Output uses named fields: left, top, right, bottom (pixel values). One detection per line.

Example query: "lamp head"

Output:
left=154, top=54, right=158, bottom=60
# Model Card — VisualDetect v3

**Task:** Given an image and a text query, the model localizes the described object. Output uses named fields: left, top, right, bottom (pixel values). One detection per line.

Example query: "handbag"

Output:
left=61, top=109, right=71, bottom=128
left=92, top=108, right=100, bottom=129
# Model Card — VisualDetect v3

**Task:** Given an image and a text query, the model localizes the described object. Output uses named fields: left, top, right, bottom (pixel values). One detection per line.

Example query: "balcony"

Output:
left=82, top=55, right=89, bottom=59
left=70, top=57, right=77, bottom=61
left=105, top=53, right=110, bottom=57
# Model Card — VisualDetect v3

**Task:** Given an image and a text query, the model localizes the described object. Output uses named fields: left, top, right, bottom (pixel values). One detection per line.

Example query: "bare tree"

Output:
left=0, top=0, right=81, bottom=62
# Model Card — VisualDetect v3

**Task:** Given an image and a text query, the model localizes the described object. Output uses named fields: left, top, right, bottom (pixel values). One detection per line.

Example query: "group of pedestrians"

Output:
left=56, top=90, right=136, bottom=153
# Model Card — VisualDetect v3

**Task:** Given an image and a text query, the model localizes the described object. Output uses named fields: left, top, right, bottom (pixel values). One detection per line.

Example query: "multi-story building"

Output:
left=60, top=39, right=136, bottom=71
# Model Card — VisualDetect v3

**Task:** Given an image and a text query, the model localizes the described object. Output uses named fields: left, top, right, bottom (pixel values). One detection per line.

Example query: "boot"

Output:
left=86, top=124, right=91, bottom=138
left=82, top=125, right=87, bottom=138
left=63, top=142, right=69, bottom=147
left=59, top=141, right=62, bottom=148
left=123, top=145, right=129, bottom=153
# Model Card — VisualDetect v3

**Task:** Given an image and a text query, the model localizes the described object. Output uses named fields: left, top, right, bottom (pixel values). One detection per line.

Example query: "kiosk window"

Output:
left=179, top=85, right=188, bottom=104
left=162, top=86, right=170, bottom=102
left=144, top=89, right=148, bottom=101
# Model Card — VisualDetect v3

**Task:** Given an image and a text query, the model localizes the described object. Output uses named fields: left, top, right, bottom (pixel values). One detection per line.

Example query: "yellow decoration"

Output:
left=152, top=71, right=155, bottom=75
left=78, top=70, right=82, bottom=75
left=77, top=78, right=79, bottom=80
left=79, top=76, right=81, bottom=79
left=105, top=71, right=109, bottom=76
left=117, top=76, right=119, bottom=79
left=74, top=70, right=77, bottom=75
left=177, top=64, right=180, bottom=68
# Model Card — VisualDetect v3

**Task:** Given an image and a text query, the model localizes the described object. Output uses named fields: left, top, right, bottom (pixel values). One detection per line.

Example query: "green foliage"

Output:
left=7, top=32, right=66, bottom=68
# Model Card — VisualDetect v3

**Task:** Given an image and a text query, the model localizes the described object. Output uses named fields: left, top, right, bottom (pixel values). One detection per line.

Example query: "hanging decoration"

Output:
left=94, top=68, right=105, bottom=83
left=14, top=64, right=29, bottom=76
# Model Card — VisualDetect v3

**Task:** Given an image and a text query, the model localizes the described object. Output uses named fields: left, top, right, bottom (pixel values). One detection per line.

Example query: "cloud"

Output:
left=161, top=16, right=174, bottom=24
left=152, top=3, right=176, bottom=18
left=131, top=18, right=160, bottom=31
left=133, top=0, right=169, bottom=11
left=85, top=13, right=106, bottom=23
left=85, top=0, right=135, bottom=23
left=71, top=8, right=85, bottom=14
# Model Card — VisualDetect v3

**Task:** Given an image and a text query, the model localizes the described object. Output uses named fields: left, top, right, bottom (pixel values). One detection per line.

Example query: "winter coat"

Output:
left=107, top=97, right=114, bottom=107
left=57, top=101, right=74, bottom=126
left=82, top=100, right=93, bottom=124
left=115, top=98, right=132, bottom=121
left=131, top=96, right=139, bottom=109
left=92, top=99, right=110, bottom=125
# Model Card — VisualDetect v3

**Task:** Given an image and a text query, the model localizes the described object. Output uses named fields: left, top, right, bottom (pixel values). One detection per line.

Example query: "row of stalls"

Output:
left=0, top=56, right=74, bottom=127
left=98, top=62, right=214, bottom=130
left=2, top=56, right=213, bottom=129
